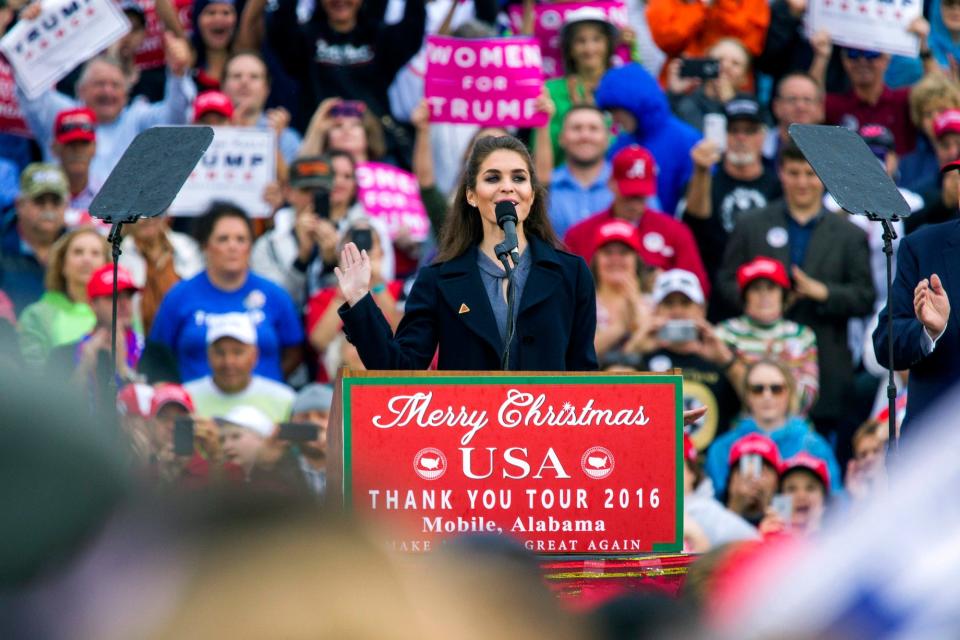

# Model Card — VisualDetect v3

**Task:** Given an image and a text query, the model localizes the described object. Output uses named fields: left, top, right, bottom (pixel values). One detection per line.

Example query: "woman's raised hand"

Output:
left=335, top=242, right=373, bottom=306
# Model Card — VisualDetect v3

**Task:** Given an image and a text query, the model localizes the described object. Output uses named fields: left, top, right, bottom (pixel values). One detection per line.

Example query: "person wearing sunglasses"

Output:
left=705, top=358, right=842, bottom=496
left=810, top=20, right=937, bottom=157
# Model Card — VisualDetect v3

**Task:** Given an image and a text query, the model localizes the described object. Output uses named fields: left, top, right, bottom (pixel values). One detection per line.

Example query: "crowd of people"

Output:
left=0, top=0, right=953, bottom=600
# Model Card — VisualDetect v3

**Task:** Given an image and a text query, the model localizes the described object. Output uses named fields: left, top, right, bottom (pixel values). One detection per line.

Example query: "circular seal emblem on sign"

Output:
left=413, top=448, right=447, bottom=480
left=581, top=446, right=615, bottom=479
left=766, top=226, right=788, bottom=249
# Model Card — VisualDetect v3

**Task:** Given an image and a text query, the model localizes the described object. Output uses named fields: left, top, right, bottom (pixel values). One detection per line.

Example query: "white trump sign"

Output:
left=805, top=0, right=922, bottom=57
left=169, top=127, right=276, bottom=218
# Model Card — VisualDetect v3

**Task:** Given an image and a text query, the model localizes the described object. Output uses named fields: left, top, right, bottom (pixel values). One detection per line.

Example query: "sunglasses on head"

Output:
left=845, top=49, right=881, bottom=60
left=330, top=101, right=366, bottom=118
left=748, top=383, right=787, bottom=396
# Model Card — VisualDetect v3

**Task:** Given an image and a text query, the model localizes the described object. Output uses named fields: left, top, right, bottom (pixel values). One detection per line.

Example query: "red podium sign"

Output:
left=338, top=373, right=683, bottom=555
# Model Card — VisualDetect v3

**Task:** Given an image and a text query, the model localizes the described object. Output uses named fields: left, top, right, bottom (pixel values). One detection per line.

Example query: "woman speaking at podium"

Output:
left=334, top=135, right=599, bottom=371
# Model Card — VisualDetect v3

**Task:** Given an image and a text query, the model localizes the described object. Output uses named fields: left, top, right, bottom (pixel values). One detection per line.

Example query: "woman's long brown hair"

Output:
left=436, top=135, right=560, bottom=262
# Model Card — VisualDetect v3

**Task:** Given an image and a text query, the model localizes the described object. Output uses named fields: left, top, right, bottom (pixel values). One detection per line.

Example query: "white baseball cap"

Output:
left=215, top=405, right=274, bottom=438
left=206, top=313, right=257, bottom=346
left=652, top=269, right=705, bottom=305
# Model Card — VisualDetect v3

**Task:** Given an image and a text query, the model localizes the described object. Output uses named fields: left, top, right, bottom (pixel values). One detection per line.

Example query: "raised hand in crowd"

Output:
left=300, top=98, right=344, bottom=157
left=266, top=107, right=292, bottom=137
left=786, top=0, right=807, bottom=17
left=808, top=30, right=833, bottom=89
left=915, top=274, right=950, bottom=338
left=162, top=31, right=193, bottom=78
left=532, top=90, right=557, bottom=181
left=17, top=1, right=41, bottom=20
left=666, top=58, right=701, bottom=96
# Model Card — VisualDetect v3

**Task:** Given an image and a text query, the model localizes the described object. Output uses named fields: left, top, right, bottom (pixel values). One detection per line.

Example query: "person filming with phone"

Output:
left=635, top=269, right=742, bottom=451
left=252, top=154, right=394, bottom=305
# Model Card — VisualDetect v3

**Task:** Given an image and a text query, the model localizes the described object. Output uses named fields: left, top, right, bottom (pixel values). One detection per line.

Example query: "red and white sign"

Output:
left=806, top=0, right=921, bottom=57
left=341, top=374, right=683, bottom=554
left=0, top=57, right=31, bottom=137
left=0, top=0, right=131, bottom=100
left=424, top=36, right=547, bottom=128
left=133, top=0, right=194, bottom=71
left=169, top=127, right=276, bottom=218
left=507, top=1, right=631, bottom=79
left=355, top=162, right=431, bottom=242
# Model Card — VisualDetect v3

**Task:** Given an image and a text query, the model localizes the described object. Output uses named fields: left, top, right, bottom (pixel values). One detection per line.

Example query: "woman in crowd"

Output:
left=298, top=98, right=389, bottom=165
left=899, top=73, right=960, bottom=191
left=191, top=0, right=238, bottom=93
left=705, top=359, right=841, bottom=496
left=538, top=8, right=619, bottom=168
left=669, top=38, right=755, bottom=131
left=334, top=134, right=598, bottom=371
left=18, top=226, right=108, bottom=368
left=589, top=220, right=653, bottom=363
left=760, top=451, right=833, bottom=538
left=149, top=203, right=304, bottom=383
left=307, top=221, right=403, bottom=381
left=716, top=256, right=819, bottom=416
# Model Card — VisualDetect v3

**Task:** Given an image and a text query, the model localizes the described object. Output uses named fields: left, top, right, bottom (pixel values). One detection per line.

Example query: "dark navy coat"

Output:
left=874, top=219, right=960, bottom=432
left=339, top=236, right=598, bottom=371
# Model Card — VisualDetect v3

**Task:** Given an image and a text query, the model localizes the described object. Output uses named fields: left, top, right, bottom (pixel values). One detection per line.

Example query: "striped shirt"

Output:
left=716, top=316, right=819, bottom=416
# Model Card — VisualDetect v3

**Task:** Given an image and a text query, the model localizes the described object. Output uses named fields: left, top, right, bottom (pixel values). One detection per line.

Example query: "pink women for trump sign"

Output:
left=424, top=36, right=548, bottom=128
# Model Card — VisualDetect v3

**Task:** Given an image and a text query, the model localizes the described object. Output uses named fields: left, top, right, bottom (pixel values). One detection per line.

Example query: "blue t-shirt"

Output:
left=149, top=271, right=304, bottom=382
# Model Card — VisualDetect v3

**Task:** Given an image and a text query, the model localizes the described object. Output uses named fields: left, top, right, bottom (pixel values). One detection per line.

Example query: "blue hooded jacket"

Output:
left=705, top=416, right=844, bottom=497
left=595, top=64, right=701, bottom=216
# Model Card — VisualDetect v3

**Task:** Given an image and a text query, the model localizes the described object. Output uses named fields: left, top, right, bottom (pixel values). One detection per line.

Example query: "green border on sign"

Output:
left=341, top=374, right=684, bottom=554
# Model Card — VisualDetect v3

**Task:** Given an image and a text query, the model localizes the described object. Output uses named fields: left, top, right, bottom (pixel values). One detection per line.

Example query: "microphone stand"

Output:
left=877, top=216, right=899, bottom=454
left=495, top=242, right=520, bottom=371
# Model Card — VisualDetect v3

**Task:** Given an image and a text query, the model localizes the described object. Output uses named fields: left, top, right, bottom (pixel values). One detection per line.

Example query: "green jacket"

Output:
left=18, top=291, right=95, bottom=369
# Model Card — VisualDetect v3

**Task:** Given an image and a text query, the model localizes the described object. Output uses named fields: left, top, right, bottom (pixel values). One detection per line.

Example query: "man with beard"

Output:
left=682, top=96, right=782, bottom=319
left=546, top=106, right=615, bottom=238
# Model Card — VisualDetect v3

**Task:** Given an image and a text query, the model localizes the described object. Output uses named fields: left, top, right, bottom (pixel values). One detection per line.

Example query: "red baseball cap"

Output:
left=116, top=383, right=155, bottom=418
left=934, top=108, right=960, bottom=141
left=193, top=91, right=234, bottom=122
left=87, top=263, right=139, bottom=300
left=728, top=433, right=782, bottom=470
left=590, top=219, right=643, bottom=258
left=54, top=107, right=96, bottom=144
left=736, top=256, right=790, bottom=293
left=780, top=451, right=830, bottom=494
left=150, top=383, right=195, bottom=417
left=612, top=145, right=658, bottom=198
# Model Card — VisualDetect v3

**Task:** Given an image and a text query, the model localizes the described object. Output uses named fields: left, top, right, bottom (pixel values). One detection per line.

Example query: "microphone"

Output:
left=494, top=200, right=521, bottom=267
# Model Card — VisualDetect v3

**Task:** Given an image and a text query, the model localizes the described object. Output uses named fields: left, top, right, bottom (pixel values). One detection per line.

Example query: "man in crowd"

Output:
left=51, top=108, right=100, bottom=212
left=873, top=157, right=960, bottom=434
left=0, top=164, right=68, bottom=314
left=546, top=106, right=614, bottom=238
left=15, top=27, right=195, bottom=185
left=639, top=270, right=741, bottom=452
left=185, top=313, right=295, bottom=422
left=719, top=141, right=875, bottom=449
left=682, top=96, right=783, bottom=318
left=764, top=72, right=825, bottom=164
left=813, top=22, right=936, bottom=156
left=564, top=145, right=710, bottom=296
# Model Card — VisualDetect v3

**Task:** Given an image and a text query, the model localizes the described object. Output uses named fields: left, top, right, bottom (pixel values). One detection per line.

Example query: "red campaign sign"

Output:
left=132, top=0, right=193, bottom=70
left=341, top=374, right=683, bottom=555
left=0, top=56, right=31, bottom=137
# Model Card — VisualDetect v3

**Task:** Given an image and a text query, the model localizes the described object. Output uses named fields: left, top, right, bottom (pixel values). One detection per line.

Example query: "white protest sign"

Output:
left=805, top=0, right=921, bottom=57
left=0, top=0, right=131, bottom=100
left=169, top=127, right=277, bottom=218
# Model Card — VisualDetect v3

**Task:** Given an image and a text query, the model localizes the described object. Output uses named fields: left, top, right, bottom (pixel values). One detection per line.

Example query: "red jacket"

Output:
left=563, top=207, right=711, bottom=297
